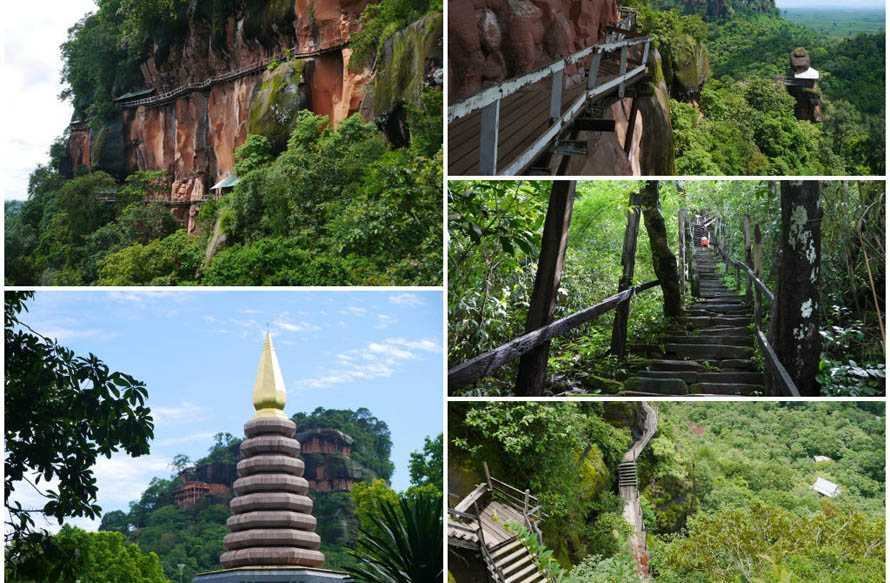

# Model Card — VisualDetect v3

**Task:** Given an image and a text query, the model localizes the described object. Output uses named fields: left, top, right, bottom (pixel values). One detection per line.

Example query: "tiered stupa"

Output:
left=194, top=333, right=351, bottom=583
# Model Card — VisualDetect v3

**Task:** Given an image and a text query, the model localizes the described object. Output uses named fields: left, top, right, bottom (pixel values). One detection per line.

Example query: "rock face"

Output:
left=663, top=34, right=709, bottom=102
left=448, top=0, right=620, bottom=102
left=297, top=427, right=376, bottom=493
left=65, top=2, right=442, bottom=232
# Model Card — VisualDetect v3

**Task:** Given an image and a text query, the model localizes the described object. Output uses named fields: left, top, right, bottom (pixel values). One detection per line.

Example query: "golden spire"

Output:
left=251, top=331, right=288, bottom=420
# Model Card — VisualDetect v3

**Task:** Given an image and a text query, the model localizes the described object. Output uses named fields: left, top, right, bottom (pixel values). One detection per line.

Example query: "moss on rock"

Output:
left=247, top=60, right=310, bottom=153
left=374, top=13, right=443, bottom=116
left=668, top=34, right=709, bottom=101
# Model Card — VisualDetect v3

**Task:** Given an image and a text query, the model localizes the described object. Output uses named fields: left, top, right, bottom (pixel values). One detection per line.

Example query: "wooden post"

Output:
left=624, top=96, right=639, bottom=156
left=515, top=181, right=576, bottom=395
left=483, top=461, right=493, bottom=492
left=610, top=190, right=642, bottom=361
left=479, top=100, right=500, bottom=175
left=735, top=263, right=740, bottom=290
left=753, top=224, right=763, bottom=329
left=768, top=181, right=822, bottom=395
left=744, top=214, right=753, bottom=303
left=523, top=489, right=530, bottom=516
left=678, top=208, right=687, bottom=294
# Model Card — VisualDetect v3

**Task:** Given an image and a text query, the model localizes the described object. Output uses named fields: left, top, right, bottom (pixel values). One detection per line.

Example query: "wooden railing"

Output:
left=117, top=41, right=346, bottom=109
left=448, top=280, right=659, bottom=393
left=447, top=8, right=651, bottom=175
left=711, top=227, right=801, bottom=397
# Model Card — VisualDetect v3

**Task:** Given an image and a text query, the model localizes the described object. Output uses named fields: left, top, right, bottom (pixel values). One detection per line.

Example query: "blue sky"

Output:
left=8, top=289, right=443, bottom=532
left=776, top=0, right=884, bottom=7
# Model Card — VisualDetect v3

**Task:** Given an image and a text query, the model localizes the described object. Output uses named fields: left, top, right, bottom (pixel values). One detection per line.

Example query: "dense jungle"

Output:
left=448, top=401, right=885, bottom=583
left=631, top=0, right=884, bottom=175
left=448, top=180, right=885, bottom=396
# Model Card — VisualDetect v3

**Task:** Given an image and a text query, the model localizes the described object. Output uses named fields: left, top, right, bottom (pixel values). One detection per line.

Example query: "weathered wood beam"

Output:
left=623, top=96, right=639, bottom=156
left=757, top=330, right=801, bottom=397
left=573, top=118, right=615, bottom=132
left=678, top=208, right=687, bottom=294
left=610, top=190, right=642, bottom=361
left=744, top=214, right=753, bottom=303
left=448, top=281, right=659, bottom=392
left=515, top=181, right=576, bottom=396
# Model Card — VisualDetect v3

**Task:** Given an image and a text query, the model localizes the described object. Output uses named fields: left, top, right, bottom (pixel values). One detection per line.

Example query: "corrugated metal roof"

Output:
left=114, top=87, right=156, bottom=101
left=812, top=455, right=832, bottom=463
left=794, top=67, right=820, bottom=80
left=811, top=477, right=839, bottom=497
left=211, top=175, right=240, bottom=190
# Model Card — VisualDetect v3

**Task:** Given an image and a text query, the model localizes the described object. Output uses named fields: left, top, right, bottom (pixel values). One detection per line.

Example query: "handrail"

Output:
left=447, top=35, right=649, bottom=122
left=712, top=232, right=800, bottom=397
left=448, top=279, right=659, bottom=392
left=118, top=42, right=346, bottom=108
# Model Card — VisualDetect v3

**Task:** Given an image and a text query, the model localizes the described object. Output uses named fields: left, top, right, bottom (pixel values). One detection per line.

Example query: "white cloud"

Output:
left=152, top=401, right=207, bottom=425
left=375, top=314, right=396, bottom=329
left=337, top=306, right=367, bottom=316
left=31, top=326, right=116, bottom=343
left=238, top=308, right=264, bottom=314
left=203, top=315, right=216, bottom=322
left=154, top=432, right=217, bottom=447
left=275, top=320, right=321, bottom=333
left=389, top=293, right=425, bottom=306
left=106, top=291, right=185, bottom=304
left=294, top=337, right=441, bottom=390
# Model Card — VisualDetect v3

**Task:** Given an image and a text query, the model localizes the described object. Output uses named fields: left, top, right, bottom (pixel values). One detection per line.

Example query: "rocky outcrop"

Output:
left=65, top=2, right=442, bottom=233
left=663, top=34, right=709, bottom=102
left=638, top=48, right=676, bottom=175
left=448, top=0, right=620, bottom=102
left=677, top=0, right=775, bottom=20
left=296, top=428, right=376, bottom=493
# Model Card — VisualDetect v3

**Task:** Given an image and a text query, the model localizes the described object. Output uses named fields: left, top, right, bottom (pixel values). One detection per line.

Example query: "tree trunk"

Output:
left=744, top=214, right=753, bottom=303
left=768, top=181, right=822, bottom=395
left=610, top=190, right=642, bottom=361
left=640, top=181, right=683, bottom=319
left=686, top=219, right=700, bottom=297
left=678, top=207, right=687, bottom=294
left=515, top=181, right=576, bottom=396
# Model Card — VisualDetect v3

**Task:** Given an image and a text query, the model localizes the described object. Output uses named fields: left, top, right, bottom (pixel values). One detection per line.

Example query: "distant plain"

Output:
left=781, top=7, right=885, bottom=37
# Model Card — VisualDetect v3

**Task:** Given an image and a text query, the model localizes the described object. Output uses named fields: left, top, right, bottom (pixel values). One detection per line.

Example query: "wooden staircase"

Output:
left=623, top=247, right=765, bottom=395
left=486, top=539, right=548, bottom=583
left=618, top=461, right=638, bottom=488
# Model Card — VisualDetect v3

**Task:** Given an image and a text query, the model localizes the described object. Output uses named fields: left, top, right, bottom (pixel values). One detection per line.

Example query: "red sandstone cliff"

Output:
left=449, top=0, right=619, bottom=102
left=66, top=1, right=441, bottom=231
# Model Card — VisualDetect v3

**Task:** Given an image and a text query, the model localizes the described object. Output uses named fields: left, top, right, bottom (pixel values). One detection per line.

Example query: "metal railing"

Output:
left=448, top=8, right=651, bottom=175
left=117, top=41, right=346, bottom=109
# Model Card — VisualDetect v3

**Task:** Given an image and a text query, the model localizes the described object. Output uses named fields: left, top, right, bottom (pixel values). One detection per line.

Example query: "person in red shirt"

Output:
left=701, top=236, right=709, bottom=248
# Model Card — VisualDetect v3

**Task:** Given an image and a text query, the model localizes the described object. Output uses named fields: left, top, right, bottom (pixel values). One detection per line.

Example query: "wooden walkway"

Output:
left=618, top=402, right=657, bottom=581
left=117, top=42, right=346, bottom=109
left=448, top=58, right=644, bottom=175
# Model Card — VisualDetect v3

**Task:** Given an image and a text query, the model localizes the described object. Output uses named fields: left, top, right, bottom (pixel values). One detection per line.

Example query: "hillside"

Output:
left=98, top=407, right=393, bottom=581
left=632, top=0, right=884, bottom=175
left=448, top=401, right=885, bottom=583
left=5, top=0, right=443, bottom=286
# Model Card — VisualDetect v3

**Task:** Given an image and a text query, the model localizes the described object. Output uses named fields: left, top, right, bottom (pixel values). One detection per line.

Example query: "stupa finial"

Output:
left=251, top=331, right=288, bottom=420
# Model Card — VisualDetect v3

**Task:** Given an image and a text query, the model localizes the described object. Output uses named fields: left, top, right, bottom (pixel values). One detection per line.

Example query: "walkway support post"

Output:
left=753, top=224, right=763, bottom=328
left=678, top=208, right=687, bottom=294
left=744, top=214, right=753, bottom=303
left=515, top=181, right=576, bottom=395
left=610, top=190, right=642, bottom=361
left=768, top=181, right=822, bottom=395
left=641, top=181, right=683, bottom=319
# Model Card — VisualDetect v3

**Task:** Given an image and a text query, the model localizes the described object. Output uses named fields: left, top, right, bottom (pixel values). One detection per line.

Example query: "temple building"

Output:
left=785, top=47, right=822, bottom=122
left=193, top=333, right=351, bottom=583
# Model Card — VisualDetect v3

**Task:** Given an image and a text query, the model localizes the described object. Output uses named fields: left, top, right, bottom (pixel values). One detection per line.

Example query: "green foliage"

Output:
left=408, top=434, right=443, bottom=490
left=564, top=549, right=639, bottom=583
left=292, top=408, right=395, bottom=481
left=97, top=229, right=203, bottom=285
left=5, top=524, right=167, bottom=583
left=350, top=489, right=443, bottom=583
left=350, top=0, right=441, bottom=71
left=233, top=134, right=273, bottom=176
left=5, top=292, right=154, bottom=567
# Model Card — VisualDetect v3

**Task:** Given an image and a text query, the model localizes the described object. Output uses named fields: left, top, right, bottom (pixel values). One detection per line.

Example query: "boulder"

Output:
left=247, top=60, right=311, bottom=154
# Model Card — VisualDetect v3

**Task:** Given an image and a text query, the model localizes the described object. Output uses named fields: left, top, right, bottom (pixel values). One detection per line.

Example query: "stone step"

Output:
left=685, top=309, right=749, bottom=318
left=663, top=335, right=752, bottom=346
left=636, top=371, right=764, bottom=385
left=688, top=303, right=751, bottom=312
left=622, top=377, right=687, bottom=395
left=698, top=359, right=758, bottom=371
left=664, top=343, right=754, bottom=360
left=695, top=326, right=753, bottom=336
left=689, top=383, right=764, bottom=396
left=686, top=316, right=752, bottom=329
left=646, top=359, right=710, bottom=373
left=699, top=294, right=744, bottom=301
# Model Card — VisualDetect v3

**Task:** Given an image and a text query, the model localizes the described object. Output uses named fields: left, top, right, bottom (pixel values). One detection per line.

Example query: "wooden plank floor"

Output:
left=479, top=500, right=526, bottom=548
left=448, top=58, right=645, bottom=176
